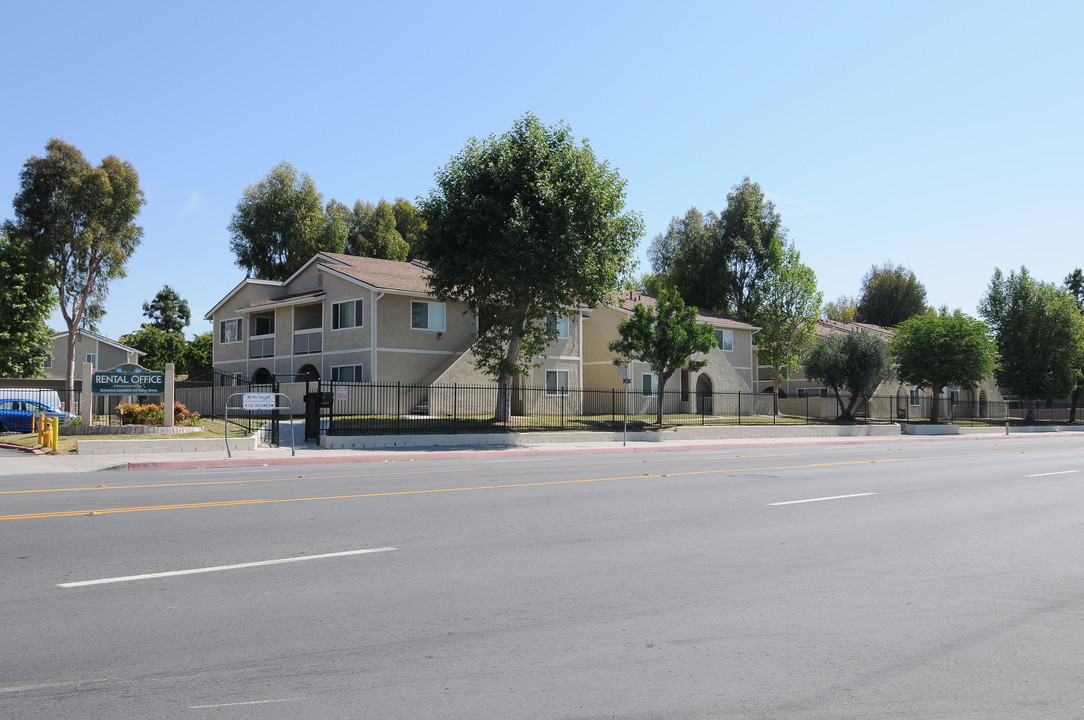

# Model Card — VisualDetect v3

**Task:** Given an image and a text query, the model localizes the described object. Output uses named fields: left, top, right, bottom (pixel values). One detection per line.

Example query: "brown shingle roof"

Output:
left=238, top=289, right=326, bottom=311
left=816, top=319, right=894, bottom=339
left=610, top=290, right=759, bottom=330
left=318, top=253, right=432, bottom=293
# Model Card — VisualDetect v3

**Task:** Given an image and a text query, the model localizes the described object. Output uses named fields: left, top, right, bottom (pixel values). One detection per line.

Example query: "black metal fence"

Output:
left=309, top=381, right=1079, bottom=436
left=175, top=371, right=280, bottom=439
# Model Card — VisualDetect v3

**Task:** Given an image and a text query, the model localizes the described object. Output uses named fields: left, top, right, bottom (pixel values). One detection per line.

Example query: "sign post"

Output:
left=618, top=365, right=630, bottom=447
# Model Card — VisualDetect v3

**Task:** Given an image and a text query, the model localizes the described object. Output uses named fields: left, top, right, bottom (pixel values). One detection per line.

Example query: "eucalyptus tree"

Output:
left=6, top=139, right=144, bottom=401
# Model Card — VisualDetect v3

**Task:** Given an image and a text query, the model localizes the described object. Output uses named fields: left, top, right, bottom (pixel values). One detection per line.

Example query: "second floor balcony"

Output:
left=294, top=329, right=322, bottom=355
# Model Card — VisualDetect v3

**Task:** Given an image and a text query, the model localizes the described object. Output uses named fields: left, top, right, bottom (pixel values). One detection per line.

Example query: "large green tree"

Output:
left=747, top=243, right=822, bottom=414
left=979, top=267, right=1084, bottom=418
left=822, top=294, right=858, bottom=323
left=6, top=139, right=144, bottom=402
left=608, top=288, right=717, bottom=426
left=855, top=262, right=930, bottom=327
left=120, top=325, right=188, bottom=372
left=346, top=199, right=409, bottom=260
left=142, top=285, right=191, bottom=334
left=647, top=178, right=785, bottom=319
left=420, top=113, right=642, bottom=421
left=0, top=228, right=54, bottom=377
left=229, top=161, right=344, bottom=280
left=891, top=311, right=996, bottom=423
left=805, top=331, right=894, bottom=422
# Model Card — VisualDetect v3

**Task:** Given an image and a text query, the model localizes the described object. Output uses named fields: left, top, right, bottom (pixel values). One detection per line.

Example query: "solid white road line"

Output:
left=189, top=697, right=306, bottom=709
left=1027, top=470, right=1079, bottom=477
left=57, top=547, right=396, bottom=588
left=769, top=492, right=876, bottom=506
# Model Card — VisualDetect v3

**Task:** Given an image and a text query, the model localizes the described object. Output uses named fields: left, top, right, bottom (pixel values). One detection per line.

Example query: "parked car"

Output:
left=0, top=399, right=77, bottom=433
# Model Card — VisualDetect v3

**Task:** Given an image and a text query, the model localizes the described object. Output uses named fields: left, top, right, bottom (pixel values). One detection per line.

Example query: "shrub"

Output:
left=115, top=401, right=201, bottom=426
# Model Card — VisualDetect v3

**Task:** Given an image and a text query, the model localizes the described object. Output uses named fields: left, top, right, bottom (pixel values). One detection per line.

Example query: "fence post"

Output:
left=396, top=381, right=401, bottom=435
left=452, top=384, right=458, bottom=434
left=737, top=391, right=742, bottom=425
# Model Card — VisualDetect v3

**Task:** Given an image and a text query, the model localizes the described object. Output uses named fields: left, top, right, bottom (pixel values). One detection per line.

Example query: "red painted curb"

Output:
left=0, top=442, right=48, bottom=455
left=121, top=432, right=1026, bottom=472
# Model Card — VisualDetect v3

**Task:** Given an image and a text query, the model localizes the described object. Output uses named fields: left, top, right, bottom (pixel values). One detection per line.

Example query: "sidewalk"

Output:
left=0, top=428, right=1031, bottom=475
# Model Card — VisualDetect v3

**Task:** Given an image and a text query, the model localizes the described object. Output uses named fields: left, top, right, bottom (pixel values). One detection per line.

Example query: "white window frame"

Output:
left=43, top=355, right=52, bottom=369
left=331, top=364, right=365, bottom=383
left=85, top=353, right=97, bottom=366
left=251, top=313, right=275, bottom=337
left=220, top=318, right=243, bottom=344
left=641, top=372, right=659, bottom=397
left=332, top=299, right=364, bottom=330
left=545, top=369, right=570, bottom=396
left=411, top=301, right=446, bottom=331
left=909, top=388, right=921, bottom=406
left=546, top=313, right=570, bottom=339
left=715, top=329, right=734, bottom=352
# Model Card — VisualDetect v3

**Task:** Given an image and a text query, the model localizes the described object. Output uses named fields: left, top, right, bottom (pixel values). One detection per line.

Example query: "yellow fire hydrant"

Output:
left=41, top=415, right=53, bottom=448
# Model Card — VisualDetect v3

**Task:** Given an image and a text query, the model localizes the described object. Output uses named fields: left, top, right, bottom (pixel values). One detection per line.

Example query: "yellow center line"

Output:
left=0, top=454, right=800, bottom=496
left=2, top=445, right=1076, bottom=521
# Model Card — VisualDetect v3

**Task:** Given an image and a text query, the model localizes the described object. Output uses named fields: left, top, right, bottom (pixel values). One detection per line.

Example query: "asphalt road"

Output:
left=3, top=435, right=1084, bottom=719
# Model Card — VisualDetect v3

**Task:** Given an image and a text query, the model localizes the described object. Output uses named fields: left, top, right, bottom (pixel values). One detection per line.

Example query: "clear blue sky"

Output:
left=3, top=0, right=1081, bottom=342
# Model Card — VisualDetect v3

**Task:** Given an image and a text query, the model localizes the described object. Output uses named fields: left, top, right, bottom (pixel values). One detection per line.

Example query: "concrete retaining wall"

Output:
left=77, top=437, right=257, bottom=455
left=60, top=425, right=201, bottom=436
left=320, top=423, right=903, bottom=449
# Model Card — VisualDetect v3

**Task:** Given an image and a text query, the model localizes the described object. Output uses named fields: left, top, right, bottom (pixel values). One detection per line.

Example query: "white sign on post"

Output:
left=242, top=392, right=277, bottom=410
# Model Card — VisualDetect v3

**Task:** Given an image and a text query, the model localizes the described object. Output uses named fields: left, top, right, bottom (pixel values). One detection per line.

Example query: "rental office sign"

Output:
left=92, top=364, right=165, bottom=395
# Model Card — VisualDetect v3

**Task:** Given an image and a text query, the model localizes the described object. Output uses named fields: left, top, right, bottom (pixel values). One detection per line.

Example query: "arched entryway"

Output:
left=696, top=374, right=714, bottom=415
left=978, top=390, right=988, bottom=419
left=297, top=364, right=320, bottom=382
left=251, top=367, right=272, bottom=384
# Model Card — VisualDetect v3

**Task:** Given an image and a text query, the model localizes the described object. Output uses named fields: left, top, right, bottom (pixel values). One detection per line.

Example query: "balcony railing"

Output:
left=249, top=336, right=275, bottom=358
left=294, top=329, right=322, bottom=354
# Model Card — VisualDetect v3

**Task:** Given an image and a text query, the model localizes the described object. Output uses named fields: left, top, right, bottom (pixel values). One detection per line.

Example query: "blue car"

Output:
left=0, top=399, right=77, bottom=433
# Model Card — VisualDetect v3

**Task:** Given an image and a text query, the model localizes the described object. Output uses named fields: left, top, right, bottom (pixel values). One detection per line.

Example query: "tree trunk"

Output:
left=655, top=370, right=675, bottom=426
left=833, top=387, right=851, bottom=422
left=492, top=333, right=524, bottom=423
left=64, top=323, right=78, bottom=414
left=929, top=389, right=941, bottom=424
left=1070, top=381, right=1083, bottom=424
left=772, top=368, right=782, bottom=416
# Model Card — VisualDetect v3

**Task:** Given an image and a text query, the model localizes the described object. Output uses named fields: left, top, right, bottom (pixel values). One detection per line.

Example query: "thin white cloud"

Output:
left=179, top=192, right=201, bottom=216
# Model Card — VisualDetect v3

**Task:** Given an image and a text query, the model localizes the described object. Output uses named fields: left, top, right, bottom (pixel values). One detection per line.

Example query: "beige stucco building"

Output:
left=204, top=254, right=764, bottom=419
left=43, top=331, right=145, bottom=379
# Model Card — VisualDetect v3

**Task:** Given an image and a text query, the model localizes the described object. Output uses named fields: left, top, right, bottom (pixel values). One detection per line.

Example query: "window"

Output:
left=85, top=353, right=97, bottom=366
left=331, top=364, right=365, bottom=382
left=43, top=355, right=52, bottom=369
left=545, top=369, right=569, bottom=396
left=411, top=301, right=446, bottom=331
left=220, top=318, right=243, bottom=344
left=332, top=299, right=364, bottom=330
left=641, top=372, right=659, bottom=397
left=252, top=313, right=275, bottom=336
left=546, top=313, right=570, bottom=339
left=948, top=389, right=960, bottom=406
left=909, top=388, right=921, bottom=406
left=715, top=329, right=734, bottom=351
